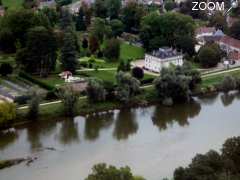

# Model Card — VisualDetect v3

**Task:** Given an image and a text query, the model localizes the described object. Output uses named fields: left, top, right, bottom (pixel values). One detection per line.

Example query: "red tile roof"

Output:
left=219, top=36, right=240, bottom=50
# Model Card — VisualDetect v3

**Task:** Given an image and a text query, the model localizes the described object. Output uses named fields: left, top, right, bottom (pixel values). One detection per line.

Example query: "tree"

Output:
left=110, top=19, right=124, bottom=37
left=23, top=0, right=37, bottom=9
left=230, top=20, right=240, bottom=40
left=16, top=26, right=58, bottom=77
left=154, top=67, right=191, bottom=104
left=220, top=75, right=237, bottom=93
left=60, top=28, right=78, bottom=73
left=104, top=38, right=120, bottom=61
left=27, top=89, right=41, bottom=119
left=86, top=78, right=106, bottom=102
left=118, top=59, right=131, bottom=72
left=0, top=0, right=2, bottom=6
left=85, top=163, right=144, bottom=180
left=122, top=2, right=146, bottom=33
left=57, top=85, right=79, bottom=117
left=132, top=67, right=144, bottom=80
left=0, top=102, right=16, bottom=127
left=176, top=35, right=195, bottom=56
left=89, top=35, right=100, bottom=54
left=198, top=43, right=222, bottom=68
left=82, top=38, right=88, bottom=49
left=41, top=7, right=59, bottom=27
left=90, top=18, right=107, bottom=43
left=93, top=0, right=107, bottom=18
left=60, top=8, right=73, bottom=30
left=106, top=0, right=121, bottom=19
left=0, top=28, right=16, bottom=53
left=140, top=12, right=195, bottom=51
left=165, top=0, right=176, bottom=11
left=75, top=6, right=86, bottom=31
left=116, top=71, right=140, bottom=103
left=209, top=12, right=228, bottom=32
left=56, top=0, right=72, bottom=6
left=0, top=63, right=13, bottom=76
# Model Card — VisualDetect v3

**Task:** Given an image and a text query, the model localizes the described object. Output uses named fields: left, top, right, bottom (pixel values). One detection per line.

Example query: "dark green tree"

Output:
left=86, top=78, right=106, bottom=102
left=60, top=8, right=73, bottom=30
left=132, top=67, right=144, bottom=80
left=110, top=19, right=124, bottom=37
left=27, top=89, right=41, bottom=119
left=93, top=0, right=107, bottom=18
left=75, top=6, right=86, bottom=31
left=82, top=38, right=88, bottom=49
left=106, top=0, right=121, bottom=19
left=60, top=28, right=78, bottom=73
left=0, top=63, right=13, bottom=76
left=230, top=20, right=240, bottom=40
left=104, top=38, right=120, bottom=61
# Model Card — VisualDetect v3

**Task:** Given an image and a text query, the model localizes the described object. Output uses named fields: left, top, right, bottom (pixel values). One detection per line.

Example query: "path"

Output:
left=76, top=68, right=117, bottom=72
left=202, top=67, right=240, bottom=78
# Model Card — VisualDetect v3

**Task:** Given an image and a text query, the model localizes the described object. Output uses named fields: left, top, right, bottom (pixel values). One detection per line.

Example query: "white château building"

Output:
left=144, top=47, right=183, bottom=73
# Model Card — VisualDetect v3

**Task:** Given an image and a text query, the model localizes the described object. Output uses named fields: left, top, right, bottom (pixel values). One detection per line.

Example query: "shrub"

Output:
left=0, top=102, right=16, bottom=127
left=132, top=67, right=144, bottom=79
left=220, top=75, right=236, bottom=93
left=0, top=63, right=13, bottom=76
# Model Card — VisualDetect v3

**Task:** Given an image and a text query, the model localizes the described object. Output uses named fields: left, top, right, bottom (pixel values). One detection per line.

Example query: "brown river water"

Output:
left=1, top=92, right=240, bottom=180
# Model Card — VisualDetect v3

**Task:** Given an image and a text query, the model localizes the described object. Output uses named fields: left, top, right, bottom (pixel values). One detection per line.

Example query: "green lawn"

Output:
left=79, top=57, right=118, bottom=68
left=202, top=69, right=240, bottom=88
left=120, top=42, right=145, bottom=60
left=34, top=74, right=65, bottom=87
left=0, top=54, right=16, bottom=66
left=2, top=0, right=23, bottom=9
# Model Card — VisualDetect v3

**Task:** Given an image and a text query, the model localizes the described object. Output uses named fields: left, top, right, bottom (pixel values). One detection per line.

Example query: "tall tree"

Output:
left=104, top=38, right=120, bottom=61
left=16, top=26, right=58, bottom=77
left=86, top=78, right=106, bottom=102
left=60, top=8, right=73, bottom=30
left=60, top=28, right=78, bottom=73
left=230, top=20, right=240, bottom=40
left=90, top=17, right=106, bottom=43
left=110, top=19, right=124, bottom=37
left=106, top=0, right=121, bottom=19
left=93, top=0, right=107, bottom=18
left=75, top=6, right=86, bottom=31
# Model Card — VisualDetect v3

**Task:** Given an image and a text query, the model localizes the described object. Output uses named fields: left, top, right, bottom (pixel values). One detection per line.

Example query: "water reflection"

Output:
left=113, top=109, right=138, bottom=140
left=0, top=131, right=18, bottom=150
left=26, top=121, right=57, bottom=151
left=197, top=93, right=218, bottom=105
left=221, top=93, right=235, bottom=107
left=152, top=100, right=201, bottom=131
left=84, top=113, right=114, bottom=141
left=58, top=119, right=80, bottom=145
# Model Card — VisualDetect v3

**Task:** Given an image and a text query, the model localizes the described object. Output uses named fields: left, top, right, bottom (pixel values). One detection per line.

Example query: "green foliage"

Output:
left=132, top=67, right=144, bottom=80
left=93, top=0, right=107, bottom=18
left=86, top=78, right=106, bottom=102
left=117, top=59, right=131, bottom=72
left=89, top=35, right=100, bottom=54
left=140, top=12, right=195, bottom=51
left=0, top=63, right=13, bottom=76
left=90, top=18, right=108, bottom=43
left=85, top=163, right=139, bottom=180
left=164, top=0, right=176, bottom=11
left=40, top=7, right=59, bottom=27
left=27, top=88, right=41, bottom=119
left=230, top=20, right=240, bottom=40
left=16, top=26, right=58, bottom=77
left=174, top=136, right=240, bottom=180
left=220, top=75, right=237, bottom=93
left=209, top=12, right=228, bottom=32
left=106, top=0, right=121, bottom=19
left=110, top=19, right=124, bottom=37
left=60, top=28, right=78, bottom=73
left=60, top=8, right=73, bottom=30
left=104, top=38, right=120, bottom=61
left=57, top=85, right=79, bottom=117
left=122, top=1, right=146, bottom=33
left=0, top=102, right=16, bottom=127
left=116, top=71, right=140, bottom=103
left=75, top=6, right=86, bottom=31
left=56, top=0, right=72, bottom=6
left=198, top=43, right=222, bottom=68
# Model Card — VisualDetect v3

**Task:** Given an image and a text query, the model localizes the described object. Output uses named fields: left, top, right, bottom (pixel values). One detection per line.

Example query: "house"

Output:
left=38, top=0, right=56, bottom=9
left=0, top=6, right=5, bottom=16
left=144, top=47, right=183, bottom=73
left=217, top=35, right=240, bottom=61
left=195, top=27, right=216, bottom=45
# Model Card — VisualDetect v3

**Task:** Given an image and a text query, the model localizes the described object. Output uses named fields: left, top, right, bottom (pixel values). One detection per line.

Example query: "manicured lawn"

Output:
left=34, top=74, right=65, bottom=87
left=201, top=69, right=240, bottom=88
left=2, top=0, right=23, bottom=9
left=79, top=57, right=118, bottom=68
left=0, top=54, right=16, bottom=66
left=120, top=42, right=145, bottom=60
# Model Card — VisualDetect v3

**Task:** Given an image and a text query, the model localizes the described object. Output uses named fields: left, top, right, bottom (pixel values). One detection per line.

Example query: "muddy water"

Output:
left=1, top=93, right=240, bottom=180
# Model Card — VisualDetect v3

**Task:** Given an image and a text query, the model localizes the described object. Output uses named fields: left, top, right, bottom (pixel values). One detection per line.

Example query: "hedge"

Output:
left=19, top=72, right=55, bottom=91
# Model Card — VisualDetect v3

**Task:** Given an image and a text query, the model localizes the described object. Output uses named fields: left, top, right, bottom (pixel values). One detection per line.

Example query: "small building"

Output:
left=144, top=47, right=183, bottom=73
left=195, top=27, right=216, bottom=45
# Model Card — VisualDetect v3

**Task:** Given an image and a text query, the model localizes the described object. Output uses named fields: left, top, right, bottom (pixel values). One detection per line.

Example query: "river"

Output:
left=1, top=92, right=240, bottom=180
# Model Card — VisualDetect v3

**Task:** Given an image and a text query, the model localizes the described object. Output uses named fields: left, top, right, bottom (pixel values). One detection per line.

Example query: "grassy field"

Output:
left=79, top=57, right=118, bottom=68
left=2, top=0, right=23, bottom=9
left=202, top=69, right=240, bottom=88
left=120, top=42, right=145, bottom=60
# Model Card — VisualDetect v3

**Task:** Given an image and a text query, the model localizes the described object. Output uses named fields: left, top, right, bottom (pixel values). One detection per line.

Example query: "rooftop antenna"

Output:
left=225, top=0, right=239, bottom=16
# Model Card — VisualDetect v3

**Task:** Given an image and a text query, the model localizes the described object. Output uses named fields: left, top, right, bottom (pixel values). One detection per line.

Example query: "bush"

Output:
left=132, top=67, right=144, bottom=79
left=0, top=63, right=13, bottom=76
left=19, top=72, right=55, bottom=90
left=220, top=75, right=236, bottom=93
left=14, top=95, right=30, bottom=105
left=0, top=102, right=16, bottom=127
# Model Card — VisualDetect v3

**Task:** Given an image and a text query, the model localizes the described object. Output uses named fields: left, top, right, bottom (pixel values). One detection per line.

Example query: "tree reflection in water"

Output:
left=84, top=113, right=114, bottom=141
left=220, top=92, right=236, bottom=107
left=58, top=119, right=80, bottom=145
left=152, top=100, right=201, bottom=131
left=197, top=93, right=218, bottom=105
left=26, top=120, right=57, bottom=151
left=0, top=131, right=18, bottom=150
left=113, top=109, right=138, bottom=140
